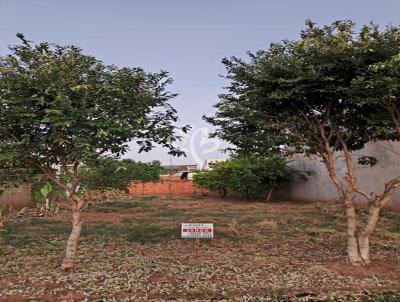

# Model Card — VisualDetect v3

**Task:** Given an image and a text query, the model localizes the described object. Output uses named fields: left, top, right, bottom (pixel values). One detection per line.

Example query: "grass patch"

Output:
left=199, top=212, right=245, bottom=218
left=276, top=219, right=345, bottom=238
left=0, top=219, right=70, bottom=247
left=335, top=291, right=400, bottom=302
left=83, top=221, right=178, bottom=244
left=385, top=220, right=400, bottom=233
left=0, top=216, right=179, bottom=247
left=214, top=228, right=241, bottom=241
left=307, top=210, right=345, bottom=223
left=278, top=221, right=315, bottom=237
left=137, top=196, right=158, bottom=201
left=380, top=212, right=400, bottom=233
left=371, top=291, right=400, bottom=302
left=239, top=216, right=265, bottom=225
left=89, top=201, right=151, bottom=212
left=126, top=225, right=177, bottom=243
left=151, top=208, right=187, bottom=220
left=82, top=221, right=127, bottom=239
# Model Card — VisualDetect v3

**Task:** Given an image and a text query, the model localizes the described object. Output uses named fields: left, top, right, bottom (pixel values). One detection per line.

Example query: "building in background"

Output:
left=203, top=159, right=227, bottom=170
left=161, top=164, right=198, bottom=180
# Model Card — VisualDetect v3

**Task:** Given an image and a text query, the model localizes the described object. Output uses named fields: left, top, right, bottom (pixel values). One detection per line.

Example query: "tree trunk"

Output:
left=45, top=198, right=50, bottom=211
left=265, top=188, right=274, bottom=202
left=345, top=203, right=383, bottom=266
left=345, top=204, right=364, bottom=265
left=219, top=188, right=227, bottom=198
left=318, top=129, right=400, bottom=266
left=358, top=235, right=370, bottom=264
left=347, top=231, right=371, bottom=265
left=61, top=209, right=83, bottom=273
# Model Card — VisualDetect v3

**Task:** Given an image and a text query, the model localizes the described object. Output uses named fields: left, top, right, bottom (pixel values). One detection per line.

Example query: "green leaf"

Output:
left=40, top=182, right=53, bottom=198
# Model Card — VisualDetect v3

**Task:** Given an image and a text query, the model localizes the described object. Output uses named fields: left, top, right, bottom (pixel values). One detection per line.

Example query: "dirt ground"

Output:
left=1, top=196, right=400, bottom=301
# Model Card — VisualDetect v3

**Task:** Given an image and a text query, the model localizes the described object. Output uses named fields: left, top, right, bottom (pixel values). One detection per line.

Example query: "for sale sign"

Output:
left=181, top=223, right=214, bottom=239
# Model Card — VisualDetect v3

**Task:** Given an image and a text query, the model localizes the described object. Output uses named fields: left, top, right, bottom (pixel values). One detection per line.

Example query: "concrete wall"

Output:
left=0, top=183, right=33, bottom=209
left=275, top=141, right=400, bottom=203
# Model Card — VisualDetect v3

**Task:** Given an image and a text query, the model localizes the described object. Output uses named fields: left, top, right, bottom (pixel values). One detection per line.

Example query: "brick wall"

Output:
left=0, top=183, right=33, bottom=209
left=128, top=176, right=216, bottom=196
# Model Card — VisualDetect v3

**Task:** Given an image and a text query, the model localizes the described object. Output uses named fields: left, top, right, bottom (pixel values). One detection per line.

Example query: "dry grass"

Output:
left=0, top=196, right=400, bottom=301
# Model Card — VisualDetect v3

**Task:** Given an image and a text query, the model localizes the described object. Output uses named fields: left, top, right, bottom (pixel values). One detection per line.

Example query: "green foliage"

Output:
left=1, top=216, right=176, bottom=246
left=192, top=169, right=227, bottom=197
left=18, top=207, right=29, bottom=215
left=205, top=21, right=400, bottom=158
left=31, top=178, right=66, bottom=212
left=82, top=158, right=163, bottom=191
left=352, top=52, right=400, bottom=141
left=193, top=156, right=308, bottom=199
left=125, top=225, right=176, bottom=244
left=1, top=218, right=71, bottom=247
left=39, top=182, right=53, bottom=199
left=357, top=156, right=378, bottom=167
left=0, top=34, right=186, bottom=198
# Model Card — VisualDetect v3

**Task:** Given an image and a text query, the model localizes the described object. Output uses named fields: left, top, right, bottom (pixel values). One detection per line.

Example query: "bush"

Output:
left=82, top=158, right=163, bottom=191
left=193, top=156, right=309, bottom=200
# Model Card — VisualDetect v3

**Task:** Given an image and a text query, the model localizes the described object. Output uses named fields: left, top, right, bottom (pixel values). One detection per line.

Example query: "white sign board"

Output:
left=181, top=223, right=214, bottom=239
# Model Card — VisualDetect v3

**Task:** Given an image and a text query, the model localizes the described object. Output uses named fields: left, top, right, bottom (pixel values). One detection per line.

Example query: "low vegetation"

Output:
left=193, top=156, right=309, bottom=199
left=1, top=196, right=400, bottom=301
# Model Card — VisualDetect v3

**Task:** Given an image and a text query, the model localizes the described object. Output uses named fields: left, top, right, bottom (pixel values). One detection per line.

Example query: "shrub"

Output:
left=193, top=156, right=309, bottom=200
left=82, top=158, right=163, bottom=191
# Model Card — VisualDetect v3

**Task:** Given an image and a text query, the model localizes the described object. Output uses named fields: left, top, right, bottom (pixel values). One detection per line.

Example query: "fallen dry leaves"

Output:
left=0, top=197, right=400, bottom=301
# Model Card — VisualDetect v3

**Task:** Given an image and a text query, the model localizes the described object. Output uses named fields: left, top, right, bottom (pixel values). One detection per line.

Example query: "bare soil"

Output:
left=1, top=196, right=400, bottom=301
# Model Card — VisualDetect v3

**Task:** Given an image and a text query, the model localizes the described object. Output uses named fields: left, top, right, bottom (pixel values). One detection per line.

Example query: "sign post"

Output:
left=181, top=223, right=214, bottom=258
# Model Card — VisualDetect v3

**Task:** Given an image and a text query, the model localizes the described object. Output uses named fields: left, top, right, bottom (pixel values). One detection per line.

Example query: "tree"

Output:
left=353, top=53, right=400, bottom=136
left=193, top=156, right=307, bottom=200
left=193, top=168, right=228, bottom=197
left=206, top=21, right=400, bottom=265
left=82, top=158, right=163, bottom=191
left=0, top=34, right=186, bottom=272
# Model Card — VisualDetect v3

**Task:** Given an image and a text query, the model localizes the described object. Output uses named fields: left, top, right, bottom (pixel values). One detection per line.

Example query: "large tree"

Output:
left=0, top=34, right=185, bottom=272
left=206, top=21, right=400, bottom=265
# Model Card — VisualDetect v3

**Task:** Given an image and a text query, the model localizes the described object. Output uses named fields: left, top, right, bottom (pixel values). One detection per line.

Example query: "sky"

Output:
left=1, top=0, right=400, bottom=166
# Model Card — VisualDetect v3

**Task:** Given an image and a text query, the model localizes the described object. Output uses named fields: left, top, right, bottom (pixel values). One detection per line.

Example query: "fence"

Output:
left=274, top=141, right=400, bottom=204
left=4, top=142, right=400, bottom=205
left=128, top=176, right=215, bottom=196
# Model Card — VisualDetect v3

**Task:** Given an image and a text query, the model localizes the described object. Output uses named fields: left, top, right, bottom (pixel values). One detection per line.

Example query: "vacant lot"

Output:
left=1, top=196, right=400, bottom=301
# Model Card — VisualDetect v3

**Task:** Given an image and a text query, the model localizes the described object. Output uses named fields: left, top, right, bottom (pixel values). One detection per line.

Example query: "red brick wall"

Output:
left=0, top=183, right=33, bottom=209
left=129, top=177, right=216, bottom=196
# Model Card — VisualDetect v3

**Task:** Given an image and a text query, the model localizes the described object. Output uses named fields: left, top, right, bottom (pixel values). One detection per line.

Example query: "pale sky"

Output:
left=1, top=0, right=399, bottom=166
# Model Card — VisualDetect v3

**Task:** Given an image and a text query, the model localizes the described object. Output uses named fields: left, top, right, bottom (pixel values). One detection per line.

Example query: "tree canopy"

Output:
left=0, top=34, right=186, bottom=271
left=206, top=21, right=400, bottom=157
left=205, top=21, right=400, bottom=266
left=0, top=34, right=184, bottom=172
left=82, top=158, right=163, bottom=191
